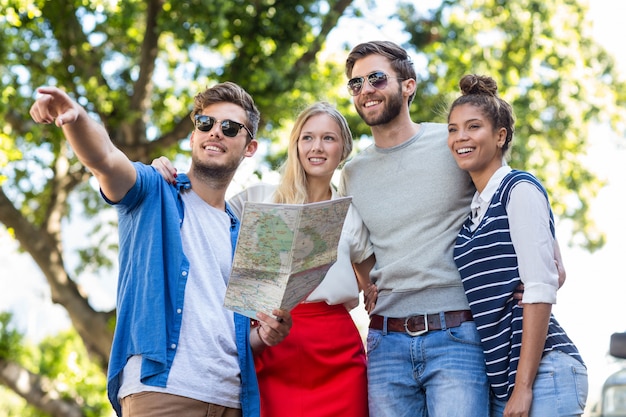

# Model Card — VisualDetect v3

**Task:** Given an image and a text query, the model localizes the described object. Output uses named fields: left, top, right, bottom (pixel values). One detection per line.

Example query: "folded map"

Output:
left=224, top=196, right=352, bottom=319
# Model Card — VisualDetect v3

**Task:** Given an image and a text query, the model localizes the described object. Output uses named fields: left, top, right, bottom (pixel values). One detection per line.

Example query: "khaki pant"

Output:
left=121, top=392, right=242, bottom=417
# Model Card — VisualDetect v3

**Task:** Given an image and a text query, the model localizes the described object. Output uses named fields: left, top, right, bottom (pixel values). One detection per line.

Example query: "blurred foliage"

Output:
left=393, top=0, right=626, bottom=250
left=0, top=312, right=24, bottom=361
left=0, top=313, right=109, bottom=416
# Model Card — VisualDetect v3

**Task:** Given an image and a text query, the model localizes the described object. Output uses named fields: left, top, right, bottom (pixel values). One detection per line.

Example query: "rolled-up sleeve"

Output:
left=508, top=181, right=559, bottom=304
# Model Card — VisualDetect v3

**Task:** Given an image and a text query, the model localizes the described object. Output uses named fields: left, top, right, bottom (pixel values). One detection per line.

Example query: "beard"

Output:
left=356, top=84, right=404, bottom=127
left=191, top=153, right=242, bottom=184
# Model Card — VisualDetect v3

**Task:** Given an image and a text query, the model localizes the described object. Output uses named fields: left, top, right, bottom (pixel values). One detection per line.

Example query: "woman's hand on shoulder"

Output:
left=151, top=156, right=177, bottom=185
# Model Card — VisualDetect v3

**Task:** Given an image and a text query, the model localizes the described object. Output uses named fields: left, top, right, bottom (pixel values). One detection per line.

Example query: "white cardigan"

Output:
left=229, top=183, right=373, bottom=309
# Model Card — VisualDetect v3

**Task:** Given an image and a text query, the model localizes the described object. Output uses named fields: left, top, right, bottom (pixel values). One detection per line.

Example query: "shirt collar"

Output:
left=471, top=162, right=511, bottom=221
left=478, top=164, right=512, bottom=205
left=174, top=173, right=192, bottom=191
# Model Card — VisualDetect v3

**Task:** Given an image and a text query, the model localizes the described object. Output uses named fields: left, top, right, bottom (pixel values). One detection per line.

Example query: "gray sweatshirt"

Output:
left=339, top=123, right=475, bottom=317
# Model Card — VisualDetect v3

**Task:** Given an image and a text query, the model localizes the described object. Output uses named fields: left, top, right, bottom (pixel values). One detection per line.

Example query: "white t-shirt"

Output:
left=118, top=190, right=241, bottom=408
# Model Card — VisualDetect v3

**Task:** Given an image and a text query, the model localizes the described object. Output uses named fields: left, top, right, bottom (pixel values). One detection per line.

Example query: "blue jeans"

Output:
left=490, top=350, right=588, bottom=417
left=367, top=321, right=489, bottom=417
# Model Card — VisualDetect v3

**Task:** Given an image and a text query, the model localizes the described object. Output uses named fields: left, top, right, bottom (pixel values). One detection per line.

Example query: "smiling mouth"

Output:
left=204, top=145, right=225, bottom=153
left=456, top=147, right=474, bottom=154
left=364, top=100, right=381, bottom=108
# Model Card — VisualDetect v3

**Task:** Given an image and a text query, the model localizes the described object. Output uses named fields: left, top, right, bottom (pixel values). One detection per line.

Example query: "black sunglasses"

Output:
left=346, top=71, right=404, bottom=96
left=194, top=114, right=254, bottom=139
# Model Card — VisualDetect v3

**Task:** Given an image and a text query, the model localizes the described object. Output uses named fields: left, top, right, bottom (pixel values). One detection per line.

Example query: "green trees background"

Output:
left=0, top=0, right=624, bottom=415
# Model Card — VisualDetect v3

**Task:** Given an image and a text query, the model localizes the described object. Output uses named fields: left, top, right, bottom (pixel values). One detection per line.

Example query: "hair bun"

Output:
left=459, top=74, right=498, bottom=97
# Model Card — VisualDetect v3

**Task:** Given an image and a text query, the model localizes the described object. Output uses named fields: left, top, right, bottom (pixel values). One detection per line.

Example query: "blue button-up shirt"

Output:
left=105, top=162, right=259, bottom=416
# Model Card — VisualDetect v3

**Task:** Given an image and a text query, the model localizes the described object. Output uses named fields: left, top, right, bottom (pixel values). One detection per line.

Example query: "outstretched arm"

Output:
left=30, top=87, right=136, bottom=202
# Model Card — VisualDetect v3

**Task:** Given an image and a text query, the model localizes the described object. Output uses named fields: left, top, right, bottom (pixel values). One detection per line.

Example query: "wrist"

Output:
left=250, top=320, right=268, bottom=353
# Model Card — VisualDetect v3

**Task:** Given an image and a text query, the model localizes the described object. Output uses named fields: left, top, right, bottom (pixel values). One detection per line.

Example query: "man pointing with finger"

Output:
left=30, top=82, right=292, bottom=417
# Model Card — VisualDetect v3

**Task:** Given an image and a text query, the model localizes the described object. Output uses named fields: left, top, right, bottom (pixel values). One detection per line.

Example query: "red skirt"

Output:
left=255, top=302, right=368, bottom=417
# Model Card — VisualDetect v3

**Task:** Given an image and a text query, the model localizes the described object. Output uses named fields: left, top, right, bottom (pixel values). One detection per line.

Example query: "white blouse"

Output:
left=229, top=183, right=373, bottom=309
left=471, top=165, right=559, bottom=304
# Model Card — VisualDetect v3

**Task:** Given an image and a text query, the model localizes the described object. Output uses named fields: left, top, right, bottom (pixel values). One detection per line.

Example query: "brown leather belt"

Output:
left=369, top=310, right=474, bottom=336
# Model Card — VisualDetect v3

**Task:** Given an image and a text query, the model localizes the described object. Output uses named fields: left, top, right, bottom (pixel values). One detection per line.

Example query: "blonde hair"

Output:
left=273, top=102, right=353, bottom=204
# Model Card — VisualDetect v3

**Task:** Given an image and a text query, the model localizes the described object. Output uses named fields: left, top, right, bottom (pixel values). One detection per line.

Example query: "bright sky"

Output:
left=1, top=1, right=625, bottom=414
left=549, top=1, right=626, bottom=413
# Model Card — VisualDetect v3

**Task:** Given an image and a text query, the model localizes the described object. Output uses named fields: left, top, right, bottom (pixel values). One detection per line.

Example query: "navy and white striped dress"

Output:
left=453, top=170, right=584, bottom=400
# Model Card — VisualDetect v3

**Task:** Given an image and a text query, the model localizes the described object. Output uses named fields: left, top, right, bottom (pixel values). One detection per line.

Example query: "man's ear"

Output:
left=403, top=78, right=417, bottom=98
left=244, top=139, right=258, bottom=158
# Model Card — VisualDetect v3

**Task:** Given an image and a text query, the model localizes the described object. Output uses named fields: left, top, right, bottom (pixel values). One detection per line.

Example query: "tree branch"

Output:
left=292, top=0, right=354, bottom=75
left=130, top=0, right=164, bottom=118
left=118, top=0, right=167, bottom=151
left=45, top=147, right=91, bottom=241
left=0, top=358, right=85, bottom=417
left=0, top=187, right=113, bottom=367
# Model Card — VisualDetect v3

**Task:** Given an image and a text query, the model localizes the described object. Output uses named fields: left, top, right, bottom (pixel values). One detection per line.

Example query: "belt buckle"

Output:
left=404, top=314, right=429, bottom=336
